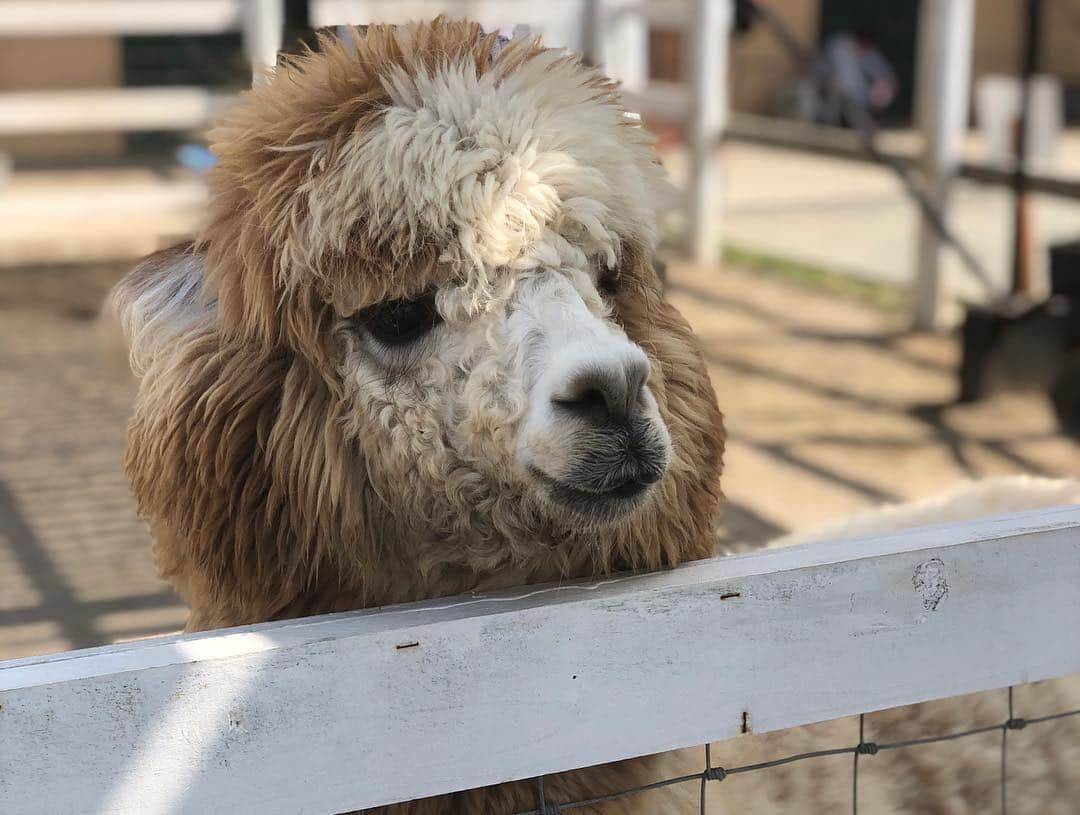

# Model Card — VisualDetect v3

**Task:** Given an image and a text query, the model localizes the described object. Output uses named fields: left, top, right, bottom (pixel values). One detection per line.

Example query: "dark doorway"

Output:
left=819, top=0, right=921, bottom=124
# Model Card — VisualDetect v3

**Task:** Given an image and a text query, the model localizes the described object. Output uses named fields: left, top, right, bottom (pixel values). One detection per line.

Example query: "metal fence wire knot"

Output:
left=855, top=742, right=879, bottom=755
left=703, top=766, right=727, bottom=782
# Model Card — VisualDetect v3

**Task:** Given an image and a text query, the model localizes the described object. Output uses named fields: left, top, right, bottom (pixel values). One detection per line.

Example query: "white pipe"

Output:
left=687, top=0, right=732, bottom=266
left=912, top=0, right=976, bottom=329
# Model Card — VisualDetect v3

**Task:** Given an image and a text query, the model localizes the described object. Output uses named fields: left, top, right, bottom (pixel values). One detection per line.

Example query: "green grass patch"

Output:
left=722, top=242, right=910, bottom=313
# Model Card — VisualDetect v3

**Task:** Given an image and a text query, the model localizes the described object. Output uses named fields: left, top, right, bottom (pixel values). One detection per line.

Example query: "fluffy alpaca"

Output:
left=113, top=19, right=723, bottom=814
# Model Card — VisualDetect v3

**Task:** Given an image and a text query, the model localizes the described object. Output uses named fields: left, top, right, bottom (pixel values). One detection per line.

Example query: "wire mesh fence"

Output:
left=516, top=687, right=1080, bottom=815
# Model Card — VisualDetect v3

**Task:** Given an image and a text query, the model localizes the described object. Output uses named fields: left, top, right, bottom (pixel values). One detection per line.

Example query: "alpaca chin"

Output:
left=529, top=464, right=659, bottom=526
left=525, top=409, right=674, bottom=525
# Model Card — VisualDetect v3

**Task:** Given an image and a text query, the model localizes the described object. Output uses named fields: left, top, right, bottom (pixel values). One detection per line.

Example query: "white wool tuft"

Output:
left=108, top=251, right=212, bottom=378
left=298, top=50, right=665, bottom=309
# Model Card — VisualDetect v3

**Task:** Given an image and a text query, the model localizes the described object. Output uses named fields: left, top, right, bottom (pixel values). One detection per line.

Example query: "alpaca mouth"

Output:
left=529, top=467, right=655, bottom=521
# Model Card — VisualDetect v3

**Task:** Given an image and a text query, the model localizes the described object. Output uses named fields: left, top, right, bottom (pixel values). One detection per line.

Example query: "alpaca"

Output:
left=112, top=18, right=723, bottom=814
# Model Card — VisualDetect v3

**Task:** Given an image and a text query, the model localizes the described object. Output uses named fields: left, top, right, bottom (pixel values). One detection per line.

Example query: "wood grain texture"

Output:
left=2, top=506, right=1078, bottom=814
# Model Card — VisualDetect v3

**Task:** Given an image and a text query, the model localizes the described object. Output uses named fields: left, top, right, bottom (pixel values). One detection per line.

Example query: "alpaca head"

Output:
left=115, top=19, right=724, bottom=611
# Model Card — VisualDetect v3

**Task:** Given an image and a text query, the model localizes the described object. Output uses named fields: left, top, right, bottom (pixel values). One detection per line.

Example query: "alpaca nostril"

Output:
left=553, top=385, right=610, bottom=424
left=552, top=355, right=651, bottom=425
left=552, top=378, right=615, bottom=425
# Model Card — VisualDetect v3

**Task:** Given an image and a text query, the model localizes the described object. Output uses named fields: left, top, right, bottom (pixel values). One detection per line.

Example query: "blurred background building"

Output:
left=1, top=1, right=1078, bottom=662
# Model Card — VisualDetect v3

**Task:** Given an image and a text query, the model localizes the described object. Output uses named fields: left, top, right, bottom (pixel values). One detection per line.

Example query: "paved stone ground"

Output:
left=1, top=261, right=1077, bottom=661
left=668, top=264, right=1078, bottom=547
left=0, top=265, right=185, bottom=661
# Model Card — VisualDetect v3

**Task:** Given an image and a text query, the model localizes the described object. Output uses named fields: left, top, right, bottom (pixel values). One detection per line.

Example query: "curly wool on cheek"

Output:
left=336, top=316, right=530, bottom=548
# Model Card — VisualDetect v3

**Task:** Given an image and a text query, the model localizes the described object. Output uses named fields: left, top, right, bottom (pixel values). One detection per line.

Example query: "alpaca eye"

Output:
left=358, top=293, right=442, bottom=346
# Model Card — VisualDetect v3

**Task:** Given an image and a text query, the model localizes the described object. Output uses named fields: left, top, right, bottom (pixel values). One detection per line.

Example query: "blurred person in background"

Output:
left=815, top=23, right=898, bottom=126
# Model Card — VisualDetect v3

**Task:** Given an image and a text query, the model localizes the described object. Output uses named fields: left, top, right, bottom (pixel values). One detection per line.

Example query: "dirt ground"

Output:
left=1, top=261, right=1077, bottom=660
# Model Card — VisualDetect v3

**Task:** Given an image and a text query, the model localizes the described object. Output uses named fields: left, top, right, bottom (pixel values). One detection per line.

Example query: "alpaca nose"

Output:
left=551, top=352, right=651, bottom=425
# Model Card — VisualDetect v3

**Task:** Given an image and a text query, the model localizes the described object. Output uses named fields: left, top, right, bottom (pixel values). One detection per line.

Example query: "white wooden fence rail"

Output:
left=0, top=1, right=251, bottom=37
left=0, top=88, right=235, bottom=137
left=2, top=506, right=1078, bottom=814
left=0, top=0, right=282, bottom=139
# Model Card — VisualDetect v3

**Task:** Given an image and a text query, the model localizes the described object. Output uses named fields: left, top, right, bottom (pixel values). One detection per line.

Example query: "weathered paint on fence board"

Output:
left=2, top=506, right=1079, bottom=814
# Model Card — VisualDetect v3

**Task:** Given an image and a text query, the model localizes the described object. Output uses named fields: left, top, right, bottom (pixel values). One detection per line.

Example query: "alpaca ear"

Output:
left=107, top=241, right=210, bottom=377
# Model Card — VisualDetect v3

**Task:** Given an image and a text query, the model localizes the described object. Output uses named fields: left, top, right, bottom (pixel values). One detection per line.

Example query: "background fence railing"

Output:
left=0, top=1, right=283, bottom=135
left=1, top=506, right=1078, bottom=814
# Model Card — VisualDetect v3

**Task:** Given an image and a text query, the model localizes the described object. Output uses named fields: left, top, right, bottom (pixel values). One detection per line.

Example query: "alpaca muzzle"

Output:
left=538, top=408, right=671, bottom=519
left=512, top=268, right=673, bottom=523
left=528, top=350, right=672, bottom=522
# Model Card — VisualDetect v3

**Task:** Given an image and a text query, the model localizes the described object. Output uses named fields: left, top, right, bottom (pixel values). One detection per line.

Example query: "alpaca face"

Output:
left=336, top=258, right=672, bottom=528
left=255, top=31, right=683, bottom=535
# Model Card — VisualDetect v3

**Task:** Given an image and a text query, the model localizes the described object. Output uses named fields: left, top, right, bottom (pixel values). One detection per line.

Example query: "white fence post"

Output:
left=687, top=0, right=731, bottom=267
left=912, top=0, right=976, bottom=330
left=243, top=0, right=285, bottom=78
left=583, top=0, right=605, bottom=67
left=593, top=0, right=649, bottom=92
